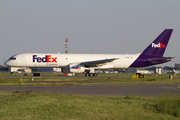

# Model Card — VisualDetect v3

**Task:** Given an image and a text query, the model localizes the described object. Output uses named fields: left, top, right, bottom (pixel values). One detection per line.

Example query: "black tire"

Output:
left=89, top=73, right=94, bottom=77
left=93, top=73, right=98, bottom=77
left=85, top=73, right=88, bottom=77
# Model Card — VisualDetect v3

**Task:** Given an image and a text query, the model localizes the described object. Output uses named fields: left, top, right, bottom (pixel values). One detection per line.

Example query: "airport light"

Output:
left=63, top=38, right=68, bottom=53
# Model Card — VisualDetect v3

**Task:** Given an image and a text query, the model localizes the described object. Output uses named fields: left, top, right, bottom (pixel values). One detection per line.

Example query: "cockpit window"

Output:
left=8, top=57, right=16, bottom=60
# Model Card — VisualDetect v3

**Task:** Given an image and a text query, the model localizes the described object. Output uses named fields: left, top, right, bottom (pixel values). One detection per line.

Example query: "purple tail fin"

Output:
left=141, top=29, right=173, bottom=57
left=129, top=29, right=173, bottom=68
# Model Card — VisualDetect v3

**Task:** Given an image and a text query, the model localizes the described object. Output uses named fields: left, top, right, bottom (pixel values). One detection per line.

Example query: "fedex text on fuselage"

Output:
left=33, top=55, right=57, bottom=63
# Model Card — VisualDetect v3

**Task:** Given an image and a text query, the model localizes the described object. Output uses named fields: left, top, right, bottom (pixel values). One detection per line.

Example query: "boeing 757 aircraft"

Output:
left=4, top=29, right=174, bottom=76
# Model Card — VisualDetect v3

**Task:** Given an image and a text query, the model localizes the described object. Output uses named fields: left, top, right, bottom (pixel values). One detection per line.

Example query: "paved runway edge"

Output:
left=0, top=85, right=179, bottom=97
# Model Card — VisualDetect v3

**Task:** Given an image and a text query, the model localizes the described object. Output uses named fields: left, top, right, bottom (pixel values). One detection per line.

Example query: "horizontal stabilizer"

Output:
left=147, top=57, right=175, bottom=63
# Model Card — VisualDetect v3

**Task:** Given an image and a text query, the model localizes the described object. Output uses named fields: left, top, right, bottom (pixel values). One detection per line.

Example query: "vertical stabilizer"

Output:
left=141, top=29, right=173, bottom=57
left=130, top=29, right=173, bottom=68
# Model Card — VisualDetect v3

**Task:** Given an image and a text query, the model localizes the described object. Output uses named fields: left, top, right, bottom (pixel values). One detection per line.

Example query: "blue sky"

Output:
left=0, top=0, right=180, bottom=67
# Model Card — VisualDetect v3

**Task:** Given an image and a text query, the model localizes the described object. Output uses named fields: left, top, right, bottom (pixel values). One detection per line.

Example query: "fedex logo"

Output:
left=33, top=55, right=57, bottom=63
left=152, top=43, right=165, bottom=48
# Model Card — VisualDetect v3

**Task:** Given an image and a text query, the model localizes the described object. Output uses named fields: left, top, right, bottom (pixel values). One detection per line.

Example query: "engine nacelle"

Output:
left=61, top=66, right=69, bottom=73
left=69, top=64, right=85, bottom=73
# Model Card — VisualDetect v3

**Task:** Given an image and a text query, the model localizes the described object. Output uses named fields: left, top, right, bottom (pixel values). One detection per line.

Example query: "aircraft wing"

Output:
left=80, top=58, right=119, bottom=67
left=147, top=57, right=175, bottom=63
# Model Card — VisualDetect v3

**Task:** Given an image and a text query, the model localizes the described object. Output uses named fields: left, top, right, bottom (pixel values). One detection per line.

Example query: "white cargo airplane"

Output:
left=4, top=29, right=174, bottom=76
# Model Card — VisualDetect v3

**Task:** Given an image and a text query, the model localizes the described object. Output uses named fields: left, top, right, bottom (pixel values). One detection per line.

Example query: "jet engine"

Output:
left=69, top=64, right=85, bottom=73
left=61, top=64, right=86, bottom=73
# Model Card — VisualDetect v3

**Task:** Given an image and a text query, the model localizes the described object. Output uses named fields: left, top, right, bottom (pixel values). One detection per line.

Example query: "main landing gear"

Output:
left=85, top=73, right=98, bottom=77
left=84, top=68, right=97, bottom=77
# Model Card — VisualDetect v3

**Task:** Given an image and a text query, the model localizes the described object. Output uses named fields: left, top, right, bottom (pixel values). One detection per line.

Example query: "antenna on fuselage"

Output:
left=63, top=38, right=68, bottom=54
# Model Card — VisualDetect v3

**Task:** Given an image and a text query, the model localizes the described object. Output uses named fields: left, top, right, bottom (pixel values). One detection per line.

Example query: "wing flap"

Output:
left=80, top=58, right=119, bottom=67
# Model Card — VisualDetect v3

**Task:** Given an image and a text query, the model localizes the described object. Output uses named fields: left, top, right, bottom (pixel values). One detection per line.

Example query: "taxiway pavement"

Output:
left=0, top=85, right=179, bottom=97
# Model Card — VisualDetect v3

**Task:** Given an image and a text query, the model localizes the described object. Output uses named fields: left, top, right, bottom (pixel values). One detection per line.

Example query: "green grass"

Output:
left=156, top=93, right=180, bottom=117
left=0, top=92, right=179, bottom=120
left=0, top=72, right=64, bottom=76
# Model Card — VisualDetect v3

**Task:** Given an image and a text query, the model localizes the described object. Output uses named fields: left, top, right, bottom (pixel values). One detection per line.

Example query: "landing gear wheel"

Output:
left=89, top=73, right=94, bottom=77
left=85, top=73, right=89, bottom=77
left=93, top=73, right=98, bottom=77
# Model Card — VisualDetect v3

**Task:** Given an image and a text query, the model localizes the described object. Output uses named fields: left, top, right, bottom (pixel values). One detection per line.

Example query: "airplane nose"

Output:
left=4, top=60, right=10, bottom=66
